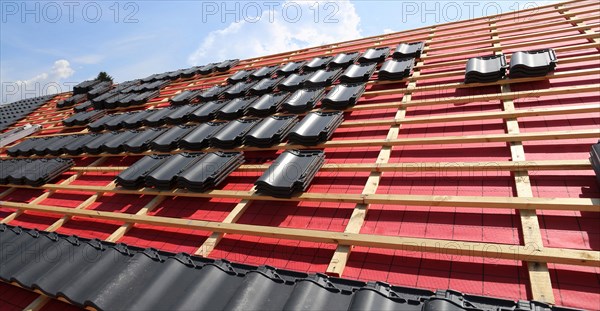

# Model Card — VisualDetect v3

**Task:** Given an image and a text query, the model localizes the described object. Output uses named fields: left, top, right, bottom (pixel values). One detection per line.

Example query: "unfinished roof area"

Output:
left=0, top=0, right=599, bottom=310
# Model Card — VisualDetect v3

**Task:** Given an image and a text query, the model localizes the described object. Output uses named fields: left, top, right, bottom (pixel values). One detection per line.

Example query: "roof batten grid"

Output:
left=327, top=30, right=433, bottom=276
left=490, top=20, right=554, bottom=304
left=556, top=3, right=600, bottom=46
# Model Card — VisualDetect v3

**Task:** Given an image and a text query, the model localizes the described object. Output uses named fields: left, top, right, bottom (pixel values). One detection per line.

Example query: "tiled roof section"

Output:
left=179, top=122, right=227, bottom=151
left=246, top=92, right=290, bottom=117
left=339, top=63, right=378, bottom=83
left=115, top=154, right=169, bottom=189
left=222, top=80, right=258, bottom=98
left=378, top=58, right=415, bottom=80
left=288, top=111, right=344, bottom=146
left=329, top=52, right=360, bottom=68
left=0, top=224, right=578, bottom=311
left=248, top=77, right=283, bottom=95
left=145, top=153, right=204, bottom=190
left=302, top=56, right=333, bottom=71
left=216, top=97, right=258, bottom=120
left=199, top=85, right=229, bottom=101
left=177, top=151, right=244, bottom=192
left=0, top=95, right=52, bottom=131
left=464, top=54, right=508, bottom=83
left=304, top=68, right=343, bottom=88
left=278, top=72, right=312, bottom=91
left=189, top=100, right=227, bottom=122
left=227, top=69, right=254, bottom=84
left=250, top=65, right=279, bottom=79
left=281, top=88, right=326, bottom=113
left=320, top=83, right=366, bottom=110
left=210, top=118, right=261, bottom=149
left=0, top=158, right=73, bottom=186
left=245, top=115, right=299, bottom=147
left=169, top=89, right=202, bottom=105
left=62, top=109, right=105, bottom=127
left=122, top=128, right=168, bottom=153
left=255, top=150, right=325, bottom=197
left=276, top=61, right=307, bottom=76
left=150, top=125, right=195, bottom=152
left=358, top=47, right=390, bottom=63
left=392, top=41, right=424, bottom=58
left=509, top=48, right=558, bottom=78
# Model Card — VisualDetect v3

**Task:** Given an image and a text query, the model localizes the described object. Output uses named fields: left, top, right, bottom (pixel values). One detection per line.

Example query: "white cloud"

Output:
left=188, top=0, right=362, bottom=65
left=2, top=59, right=75, bottom=104
left=383, top=28, right=395, bottom=34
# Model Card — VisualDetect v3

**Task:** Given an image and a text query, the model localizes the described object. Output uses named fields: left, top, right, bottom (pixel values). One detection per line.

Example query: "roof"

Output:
left=0, top=0, right=599, bottom=310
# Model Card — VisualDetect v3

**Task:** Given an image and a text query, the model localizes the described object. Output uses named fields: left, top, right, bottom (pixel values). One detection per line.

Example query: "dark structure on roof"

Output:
left=255, top=150, right=325, bottom=197
left=464, top=54, right=508, bottom=83
left=509, top=48, right=558, bottom=78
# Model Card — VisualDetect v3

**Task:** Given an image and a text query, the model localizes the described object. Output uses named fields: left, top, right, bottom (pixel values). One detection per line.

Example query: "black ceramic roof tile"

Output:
left=122, top=110, right=155, bottom=129
left=129, top=90, right=160, bottom=106
left=123, top=128, right=168, bottom=153
left=104, top=111, right=139, bottom=131
left=278, top=72, right=312, bottom=91
left=393, top=42, right=424, bottom=59
left=177, top=152, right=244, bottom=192
left=62, top=110, right=106, bottom=127
left=288, top=111, right=344, bottom=146
left=340, top=63, right=377, bottom=83
left=281, top=88, right=326, bottom=114
left=91, top=90, right=119, bottom=106
left=57, top=93, right=88, bottom=109
left=32, top=136, right=64, bottom=156
left=102, top=130, right=139, bottom=154
left=141, top=73, right=161, bottom=83
left=7, top=137, right=43, bottom=157
left=245, top=92, right=290, bottom=117
left=73, top=79, right=101, bottom=95
left=358, top=47, right=390, bottom=63
left=150, top=125, right=195, bottom=152
left=276, top=61, right=307, bottom=76
left=210, top=119, right=260, bottom=149
left=321, top=83, right=366, bottom=110
left=216, top=97, right=257, bottom=120
left=100, top=92, right=134, bottom=109
left=145, top=153, right=204, bottom=190
left=245, top=115, right=299, bottom=148
left=181, top=66, right=203, bottom=78
left=302, top=56, right=333, bottom=71
left=164, top=104, right=200, bottom=125
left=199, top=85, right=229, bottom=101
left=116, top=155, right=170, bottom=189
left=199, top=63, right=218, bottom=75
left=222, top=81, right=258, bottom=99
left=73, top=100, right=93, bottom=113
left=255, top=150, right=325, bottom=197
left=83, top=131, right=121, bottom=155
left=87, top=82, right=113, bottom=99
left=63, top=134, right=101, bottom=155
left=250, top=65, right=278, bottom=79
left=0, top=158, right=74, bottom=186
left=304, top=68, right=343, bottom=88
left=189, top=100, right=227, bottom=122
left=248, top=77, right=283, bottom=96
left=46, top=135, right=80, bottom=156
left=464, top=54, right=508, bottom=84
left=87, top=114, right=114, bottom=132
left=179, top=122, right=227, bottom=151
left=329, top=52, right=360, bottom=68
left=215, top=59, right=240, bottom=72
left=170, top=90, right=203, bottom=106
left=142, top=107, right=179, bottom=127
left=509, top=48, right=557, bottom=78
left=378, top=58, right=415, bottom=81
left=227, top=69, right=254, bottom=84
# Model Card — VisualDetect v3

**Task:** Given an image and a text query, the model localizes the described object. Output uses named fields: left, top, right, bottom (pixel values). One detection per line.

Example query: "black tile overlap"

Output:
left=170, top=90, right=202, bottom=106
left=199, top=85, right=229, bottom=101
left=255, top=150, right=325, bottom=197
left=321, top=83, right=366, bottom=110
left=465, top=54, right=508, bottom=84
left=222, top=81, right=258, bottom=99
left=84, top=131, right=121, bottom=155
left=278, top=73, right=312, bottom=91
left=63, top=134, right=101, bottom=155
left=0, top=158, right=74, bottom=186
left=145, top=153, right=203, bottom=190
left=122, top=110, right=156, bottom=129
left=123, top=128, right=168, bottom=153
left=378, top=58, right=415, bottom=80
left=245, top=92, right=290, bottom=117
left=143, top=107, right=180, bottom=127
left=248, top=77, right=283, bottom=96
left=305, top=68, right=343, bottom=88
left=62, top=110, right=106, bottom=127
left=179, top=122, right=227, bottom=151
left=0, top=224, right=582, bottom=311
left=216, top=59, right=240, bottom=72
left=102, top=130, right=139, bottom=154
left=250, top=65, right=279, bottom=79
left=73, top=79, right=101, bottom=95
left=276, top=61, right=306, bottom=76
left=210, top=119, right=260, bottom=149
left=189, top=100, right=227, bottom=122
left=288, top=111, right=343, bottom=146
left=245, top=115, right=299, bottom=147
left=358, top=47, right=390, bottom=63
left=45, top=135, right=80, bottom=156
left=164, top=104, right=200, bottom=125
left=281, top=88, right=326, bottom=114
left=227, top=69, right=254, bottom=84
left=329, top=52, right=360, bottom=68
left=217, top=97, right=258, bottom=120
left=340, top=63, right=377, bottom=83
left=509, top=48, right=557, bottom=78
left=116, top=155, right=170, bottom=189
left=150, top=125, right=196, bottom=152
left=73, top=100, right=93, bottom=113
left=393, top=42, right=424, bottom=59
left=303, top=56, right=333, bottom=71
left=104, top=111, right=139, bottom=131
left=177, top=152, right=244, bottom=191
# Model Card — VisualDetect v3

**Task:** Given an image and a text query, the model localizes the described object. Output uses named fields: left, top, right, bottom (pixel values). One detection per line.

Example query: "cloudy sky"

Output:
left=1, top=0, right=558, bottom=103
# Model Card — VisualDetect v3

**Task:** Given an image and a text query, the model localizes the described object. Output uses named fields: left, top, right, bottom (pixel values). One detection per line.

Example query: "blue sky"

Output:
left=1, top=0, right=558, bottom=103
